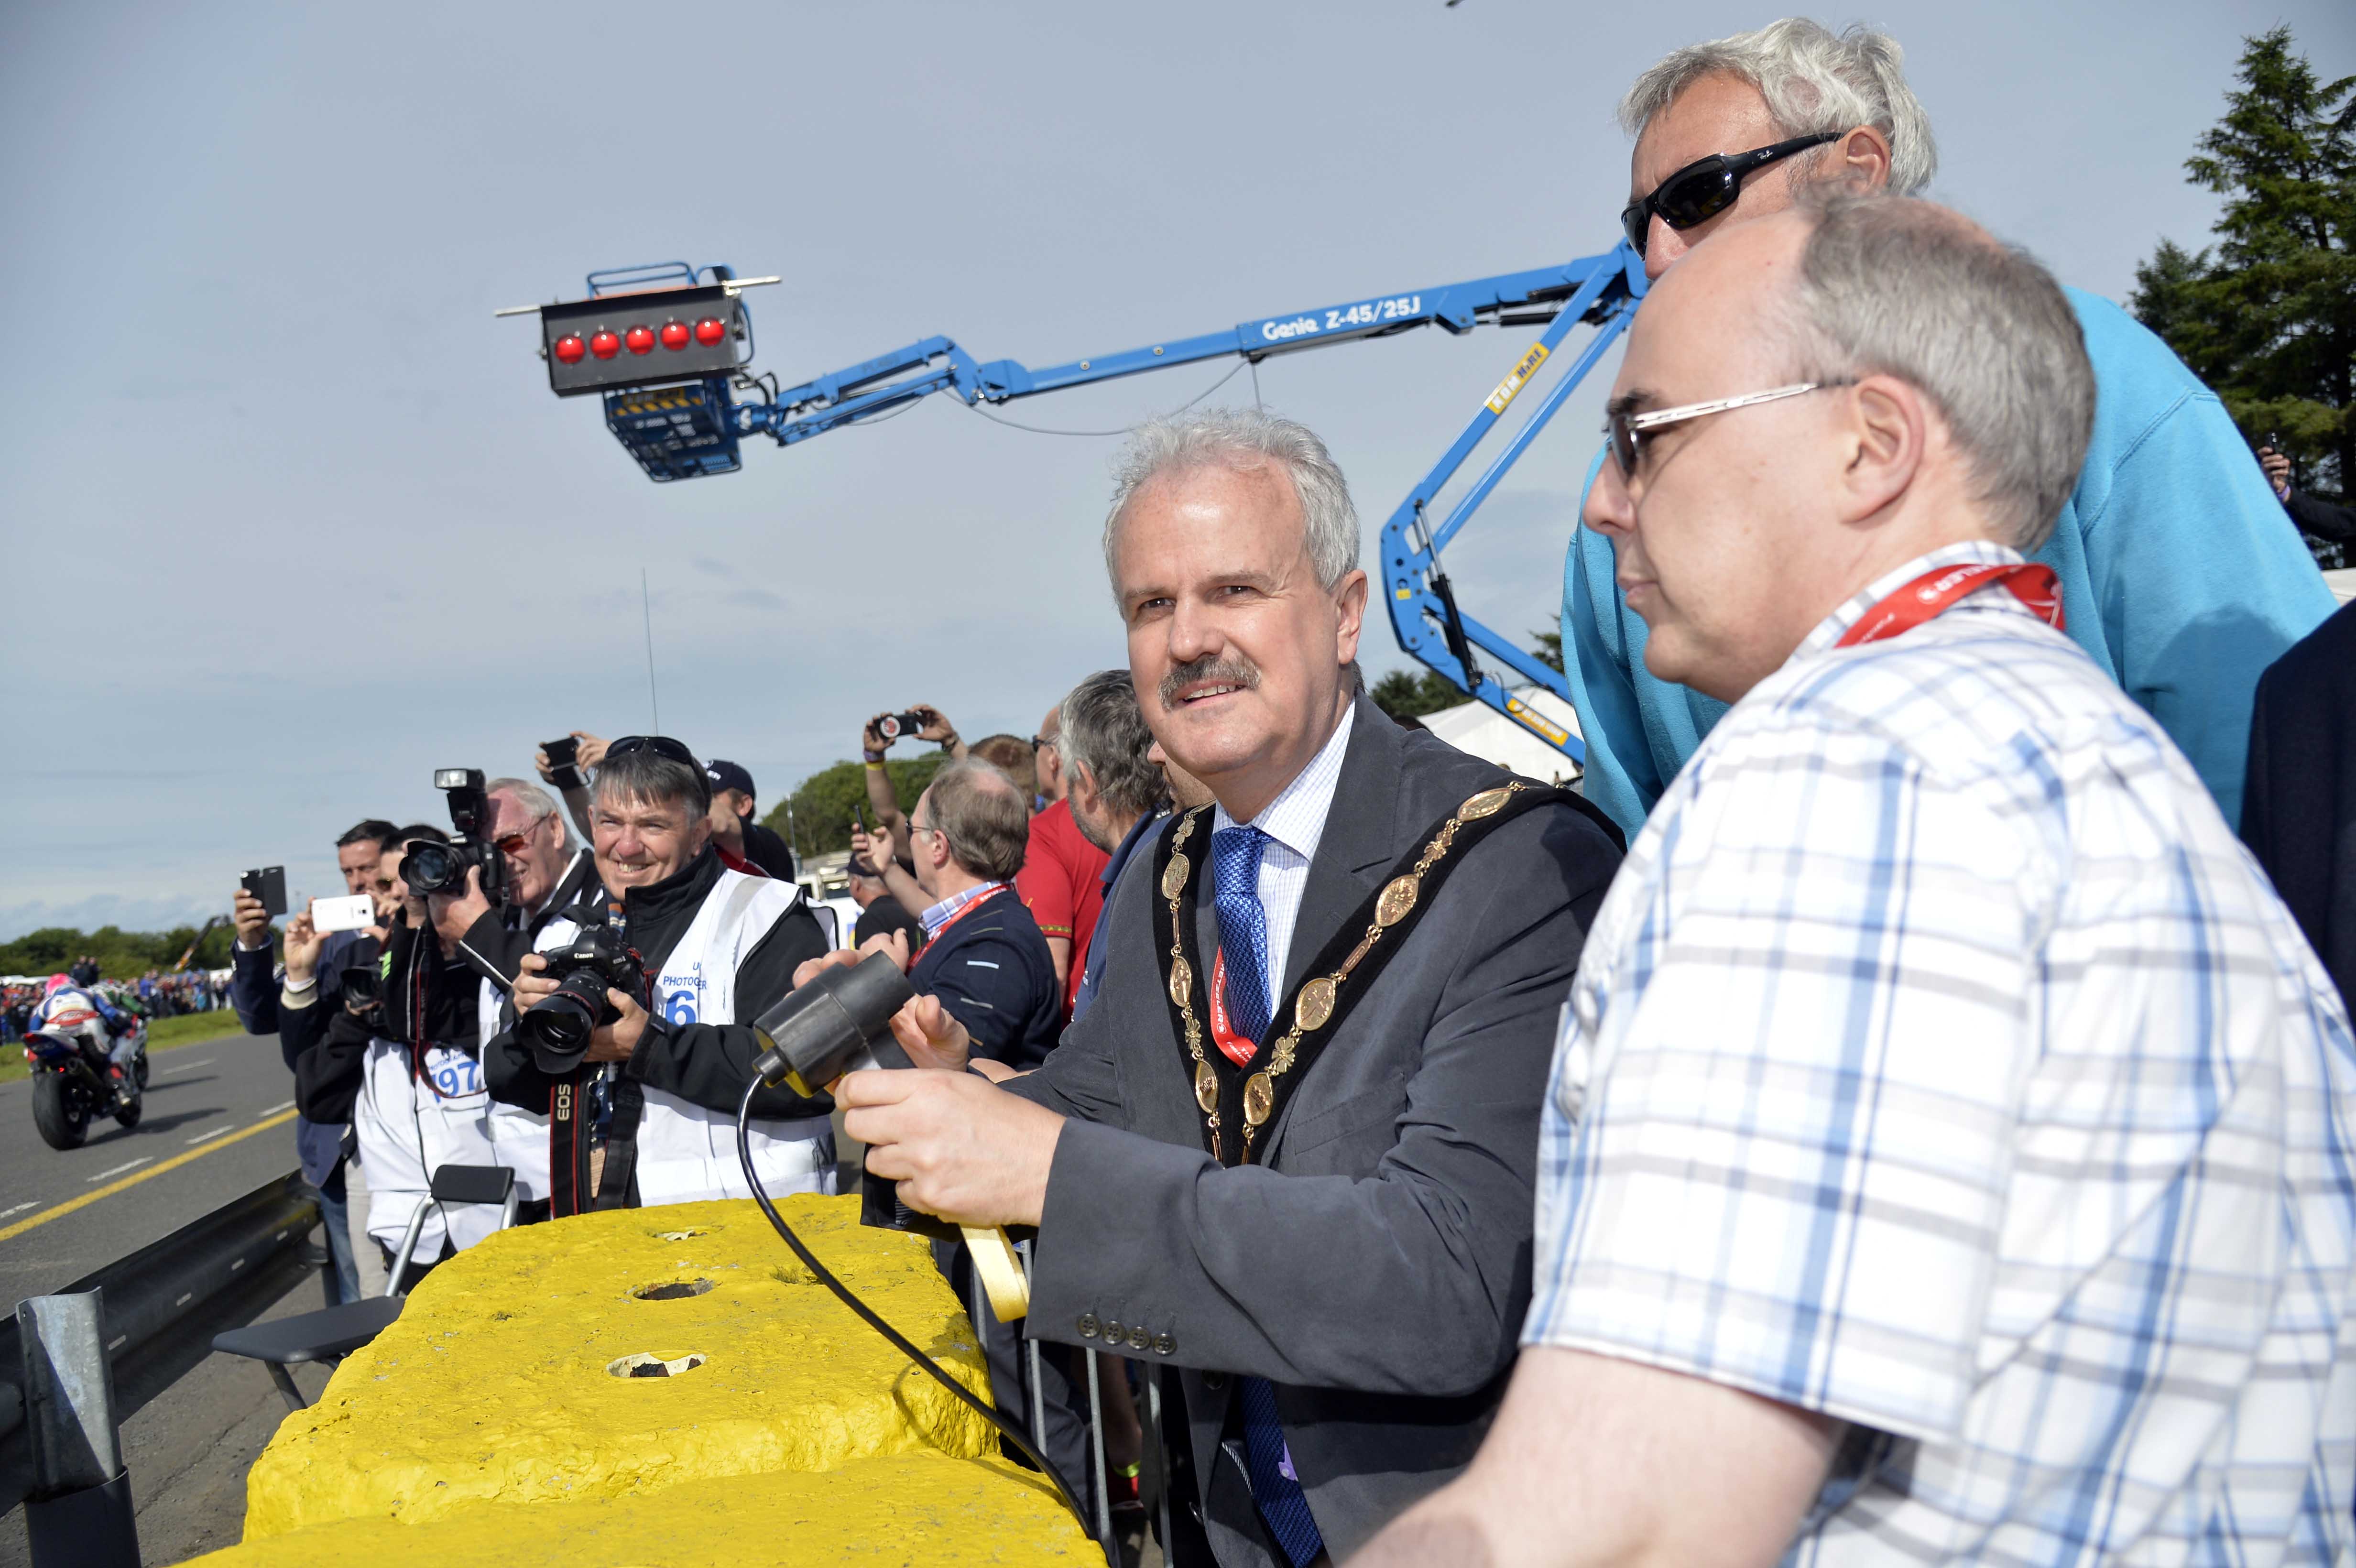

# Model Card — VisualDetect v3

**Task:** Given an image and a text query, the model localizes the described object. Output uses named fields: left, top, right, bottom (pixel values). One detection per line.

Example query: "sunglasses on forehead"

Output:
left=1620, top=131, right=1841, bottom=256
left=604, top=735, right=699, bottom=768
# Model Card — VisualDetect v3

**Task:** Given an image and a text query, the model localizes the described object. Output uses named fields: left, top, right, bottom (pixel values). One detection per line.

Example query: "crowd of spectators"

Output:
left=2, top=969, right=229, bottom=1042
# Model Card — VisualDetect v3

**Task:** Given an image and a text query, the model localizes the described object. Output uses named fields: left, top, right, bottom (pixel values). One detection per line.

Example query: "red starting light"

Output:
left=693, top=316, right=727, bottom=347
left=658, top=320, right=691, bottom=351
left=624, top=325, right=656, bottom=355
left=553, top=334, right=588, bottom=365
left=589, top=329, right=621, bottom=360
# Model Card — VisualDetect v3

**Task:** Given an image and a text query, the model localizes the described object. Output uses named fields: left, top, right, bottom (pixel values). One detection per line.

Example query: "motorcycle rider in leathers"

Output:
left=30, top=973, right=139, bottom=1088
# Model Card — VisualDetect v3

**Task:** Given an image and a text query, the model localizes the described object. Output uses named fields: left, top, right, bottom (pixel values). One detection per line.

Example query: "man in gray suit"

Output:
left=840, top=407, right=1623, bottom=1566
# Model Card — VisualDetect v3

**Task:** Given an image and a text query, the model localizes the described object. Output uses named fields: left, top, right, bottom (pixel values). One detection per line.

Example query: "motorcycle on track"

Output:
left=24, top=1007, right=145, bottom=1151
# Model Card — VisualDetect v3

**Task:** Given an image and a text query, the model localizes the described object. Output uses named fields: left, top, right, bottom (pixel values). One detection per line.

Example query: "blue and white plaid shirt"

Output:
left=1525, top=540, right=2356, bottom=1566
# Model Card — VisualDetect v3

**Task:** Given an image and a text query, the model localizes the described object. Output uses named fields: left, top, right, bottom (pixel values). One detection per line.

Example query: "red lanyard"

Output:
left=1835, top=562, right=2063, bottom=649
left=1207, top=951, right=1258, bottom=1068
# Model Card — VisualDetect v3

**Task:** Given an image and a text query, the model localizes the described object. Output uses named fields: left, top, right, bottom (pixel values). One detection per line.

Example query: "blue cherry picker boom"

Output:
left=497, top=242, right=1648, bottom=767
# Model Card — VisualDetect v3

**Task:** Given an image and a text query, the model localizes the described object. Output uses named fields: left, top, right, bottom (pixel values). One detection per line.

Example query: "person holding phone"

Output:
left=230, top=817, right=404, bottom=1304
left=2258, top=440, right=2356, bottom=548
left=535, top=730, right=609, bottom=843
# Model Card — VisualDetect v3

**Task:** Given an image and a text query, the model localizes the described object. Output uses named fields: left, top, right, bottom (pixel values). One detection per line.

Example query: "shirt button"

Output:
left=1153, top=1333, right=1175, bottom=1356
left=1077, top=1314, right=1099, bottom=1339
left=1126, top=1326, right=1150, bottom=1351
left=1103, top=1320, right=1124, bottom=1343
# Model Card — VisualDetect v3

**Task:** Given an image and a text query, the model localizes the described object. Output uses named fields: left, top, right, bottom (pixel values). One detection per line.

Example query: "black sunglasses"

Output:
left=605, top=735, right=699, bottom=768
left=1620, top=132, right=1841, bottom=256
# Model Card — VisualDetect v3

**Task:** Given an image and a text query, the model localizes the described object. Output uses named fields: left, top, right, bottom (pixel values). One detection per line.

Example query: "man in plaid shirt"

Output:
left=1353, top=195, right=2355, bottom=1567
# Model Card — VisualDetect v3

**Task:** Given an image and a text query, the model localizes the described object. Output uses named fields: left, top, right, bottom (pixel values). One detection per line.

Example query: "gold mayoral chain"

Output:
left=1156, top=780, right=1552, bottom=1165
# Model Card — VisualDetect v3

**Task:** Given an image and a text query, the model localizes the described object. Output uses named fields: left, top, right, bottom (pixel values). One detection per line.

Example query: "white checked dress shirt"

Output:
left=1523, top=540, right=2356, bottom=1566
left=1210, top=704, right=1355, bottom=1012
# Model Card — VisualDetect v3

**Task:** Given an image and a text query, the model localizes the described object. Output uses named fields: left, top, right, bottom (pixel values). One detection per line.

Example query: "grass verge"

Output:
left=0, top=1009, right=247, bottom=1088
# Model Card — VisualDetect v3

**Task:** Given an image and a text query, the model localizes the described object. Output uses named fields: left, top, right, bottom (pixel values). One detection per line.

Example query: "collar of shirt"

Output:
left=1794, top=538, right=2032, bottom=664
left=919, top=879, right=1008, bottom=938
left=1210, top=703, right=1357, bottom=863
left=1100, top=807, right=1167, bottom=896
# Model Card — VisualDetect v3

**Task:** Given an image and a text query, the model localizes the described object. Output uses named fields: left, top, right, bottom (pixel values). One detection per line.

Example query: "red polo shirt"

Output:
left=1014, top=798, right=1108, bottom=1020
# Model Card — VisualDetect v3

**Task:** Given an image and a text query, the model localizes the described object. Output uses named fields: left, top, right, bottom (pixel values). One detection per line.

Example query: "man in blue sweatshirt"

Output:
left=1562, top=19, right=2335, bottom=838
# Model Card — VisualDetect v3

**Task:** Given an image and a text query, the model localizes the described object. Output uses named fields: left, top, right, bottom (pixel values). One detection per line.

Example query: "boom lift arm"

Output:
left=501, top=244, right=1648, bottom=764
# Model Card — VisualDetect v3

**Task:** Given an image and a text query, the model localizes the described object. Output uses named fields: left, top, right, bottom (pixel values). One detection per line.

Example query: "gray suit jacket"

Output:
left=1008, top=696, right=1622, bottom=1564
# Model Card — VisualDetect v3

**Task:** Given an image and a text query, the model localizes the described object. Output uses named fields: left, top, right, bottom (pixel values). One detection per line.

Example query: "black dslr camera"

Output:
left=517, top=924, right=648, bottom=1074
left=404, top=768, right=510, bottom=904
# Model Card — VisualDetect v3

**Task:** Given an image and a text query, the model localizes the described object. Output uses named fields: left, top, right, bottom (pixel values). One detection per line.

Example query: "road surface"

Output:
left=0, top=1030, right=307, bottom=1309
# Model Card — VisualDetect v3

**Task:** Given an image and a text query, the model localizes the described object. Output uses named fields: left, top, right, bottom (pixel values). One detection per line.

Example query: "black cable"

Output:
left=733, top=1078, right=1091, bottom=1532
left=963, top=357, right=1249, bottom=436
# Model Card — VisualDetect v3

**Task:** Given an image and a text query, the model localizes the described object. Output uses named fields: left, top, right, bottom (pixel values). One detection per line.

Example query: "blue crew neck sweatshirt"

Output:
left=1560, top=287, right=2336, bottom=839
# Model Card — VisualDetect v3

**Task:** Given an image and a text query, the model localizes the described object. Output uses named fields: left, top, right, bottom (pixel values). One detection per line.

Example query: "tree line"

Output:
left=0, top=922, right=235, bottom=980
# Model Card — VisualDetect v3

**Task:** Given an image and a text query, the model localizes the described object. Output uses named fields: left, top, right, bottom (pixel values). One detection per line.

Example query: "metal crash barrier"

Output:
left=0, top=1168, right=321, bottom=1549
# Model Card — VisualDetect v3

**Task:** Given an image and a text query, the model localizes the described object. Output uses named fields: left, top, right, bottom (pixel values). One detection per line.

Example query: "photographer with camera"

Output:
left=484, top=737, right=836, bottom=1210
left=280, top=826, right=503, bottom=1285
left=420, top=777, right=602, bottom=1219
left=367, top=818, right=526, bottom=1269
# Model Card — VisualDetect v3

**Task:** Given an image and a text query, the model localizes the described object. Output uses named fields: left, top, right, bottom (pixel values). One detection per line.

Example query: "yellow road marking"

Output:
left=0, top=1109, right=299, bottom=1243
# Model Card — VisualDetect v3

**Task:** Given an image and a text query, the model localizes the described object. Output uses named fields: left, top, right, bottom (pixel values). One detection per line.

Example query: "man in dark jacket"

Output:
left=862, top=760, right=1061, bottom=1071
left=2243, top=596, right=2356, bottom=1007
left=840, top=410, right=1622, bottom=1566
left=703, top=759, right=797, bottom=881
left=484, top=738, right=833, bottom=1211
left=2259, top=446, right=2356, bottom=552
left=230, top=817, right=399, bottom=1303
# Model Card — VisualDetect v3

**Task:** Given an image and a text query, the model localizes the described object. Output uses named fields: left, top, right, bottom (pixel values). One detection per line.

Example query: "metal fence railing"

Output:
left=0, top=1170, right=319, bottom=1453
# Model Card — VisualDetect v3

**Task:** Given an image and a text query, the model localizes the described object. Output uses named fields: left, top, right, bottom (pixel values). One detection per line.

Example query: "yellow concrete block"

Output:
left=184, top=1453, right=1091, bottom=1566
left=243, top=1195, right=1002, bottom=1537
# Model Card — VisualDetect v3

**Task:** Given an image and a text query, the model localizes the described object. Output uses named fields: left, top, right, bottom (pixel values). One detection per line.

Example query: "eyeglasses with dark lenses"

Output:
left=1619, top=131, right=1842, bottom=256
left=604, top=736, right=699, bottom=768
left=495, top=812, right=555, bottom=856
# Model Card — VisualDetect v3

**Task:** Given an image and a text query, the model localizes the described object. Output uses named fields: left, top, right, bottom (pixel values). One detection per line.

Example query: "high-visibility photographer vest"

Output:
left=354, top=1034, right=502, bottom=1256
left=526, top=868, right=834, bottom=1209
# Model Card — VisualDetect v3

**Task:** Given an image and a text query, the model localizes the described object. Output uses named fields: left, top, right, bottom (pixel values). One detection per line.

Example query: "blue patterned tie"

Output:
left=1211, top=827, right=1272, bottom=1046
left=1210, top=825, right=1324, bottom=1566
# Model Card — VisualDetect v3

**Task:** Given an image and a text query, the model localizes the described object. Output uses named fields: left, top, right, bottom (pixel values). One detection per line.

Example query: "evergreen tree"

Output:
left=2130, top=28, right=2353, bottom=514
left=1371, top=668, right=1467, bottom=722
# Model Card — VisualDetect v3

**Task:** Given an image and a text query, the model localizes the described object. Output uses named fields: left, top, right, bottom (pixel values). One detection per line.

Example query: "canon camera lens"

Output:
left=403, top=840, right=465, bottom=896
left=517, top=969, right=613, bottom=1075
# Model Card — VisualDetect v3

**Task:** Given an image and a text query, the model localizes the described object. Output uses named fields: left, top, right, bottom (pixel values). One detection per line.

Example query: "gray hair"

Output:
left=1059, top=670, right=1167, bottom=823
left=1621, top=19, right=1937, bottom=198
left=921, top=760, right=1030, bottom=882
left=488, top=776, right=569, bottom=845
left=1102, top=408, right=1359, bottom=600
left=590, top=746, right=710, bottom=821
left=1782, top=194, right=2091, bottom=550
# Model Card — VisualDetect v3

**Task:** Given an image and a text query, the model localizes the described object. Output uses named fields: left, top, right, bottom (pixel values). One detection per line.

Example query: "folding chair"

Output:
left=213, top=1164, right=519, bottom=1410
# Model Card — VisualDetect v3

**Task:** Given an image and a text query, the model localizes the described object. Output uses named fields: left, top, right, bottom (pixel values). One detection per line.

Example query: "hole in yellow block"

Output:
left=606, top=1352, right=707, bottom=1379
left=631, top=1278, right=714, bottom=1301
left=650, top=1228, right=709, bottom=1241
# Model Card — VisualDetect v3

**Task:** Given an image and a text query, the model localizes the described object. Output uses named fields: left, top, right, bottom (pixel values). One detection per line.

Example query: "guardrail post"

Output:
left=19, top=1291, right=140, bottom=1568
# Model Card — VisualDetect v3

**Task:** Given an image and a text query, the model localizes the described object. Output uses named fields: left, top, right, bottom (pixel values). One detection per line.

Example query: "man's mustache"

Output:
left=1160, top=655, right=1261, bottom=710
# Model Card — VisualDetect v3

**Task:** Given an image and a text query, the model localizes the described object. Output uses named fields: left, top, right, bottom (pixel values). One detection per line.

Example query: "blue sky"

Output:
left=2, top=0, right=2347, bottom=937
